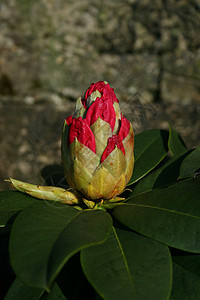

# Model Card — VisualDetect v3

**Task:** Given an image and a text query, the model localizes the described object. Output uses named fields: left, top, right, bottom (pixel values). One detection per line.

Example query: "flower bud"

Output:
left=62, top=81, right=134, bottom=200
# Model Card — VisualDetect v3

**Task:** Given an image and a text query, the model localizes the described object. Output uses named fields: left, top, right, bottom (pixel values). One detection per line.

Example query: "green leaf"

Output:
left=42, top=282, right=67, bottom=300
left=41, top=164, right=68, bottom=187
left=9, top=202, right=112, bottom=290
left=81, top=227, right=172, bottom=300
left=9, top=202, right=77, bottom=289
left=46, top=209, right=112, bottom=289
left=172, top=254, right=200, bottom=278
left=168, top=124, right=187, bottom=156
left=0, top=191, right=36, bottom=228
left=131, top=150, right=191, bottom=196
left=170, top=254, right=200, bottom=299
left=179, top=147, right=200, bottom=179
left=4, top=278, right=43, bottom=300
left=4, top=278, right=67, bottom=300
left=128, top=129, right=169, bottom=185
left=170, top=262, right=200, bottom=300
left=113, top=178, right=200, bottom=252
left=56, top=253, right=93, bottom=300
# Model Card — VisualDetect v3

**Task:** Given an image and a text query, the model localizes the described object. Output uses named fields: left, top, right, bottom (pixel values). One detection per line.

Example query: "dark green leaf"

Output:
left=173, top=254, right=200, bottom=278
left=4, top=278, right=43, bottom=300
left=46, top=209, right=112, bottom=288
left=179, top=147, right=200, bottom=179
left=4, top=278, right=67, bottom=300
left=9, top=202, right=77, bottom=289
left=81, top=227, right=172, bottom=300
left=168, top=124, right=187, bottom=156
left=42, top=282, right=67, bottom=300
left=57, top=253, right=95, bottom=300
left=170, top=262, right=200, bottom=300
left=113, top=178, right=200, bottom=252
left=0, top=191, right=36, bottom=227
left=128, top=129, right=169, bottom=185
left=41, top=164, right=68, bottom=187
left=9, top=203, right=112, bottom=290
left=132, top=151, right=191, bottom=196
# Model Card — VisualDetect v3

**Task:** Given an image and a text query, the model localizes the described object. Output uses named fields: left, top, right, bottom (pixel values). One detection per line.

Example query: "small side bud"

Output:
left=7, top=178, right=81, bottom=205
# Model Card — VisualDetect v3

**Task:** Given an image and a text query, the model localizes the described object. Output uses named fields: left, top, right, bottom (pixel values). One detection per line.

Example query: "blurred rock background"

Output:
left=0, top=0, right=200, bottom=190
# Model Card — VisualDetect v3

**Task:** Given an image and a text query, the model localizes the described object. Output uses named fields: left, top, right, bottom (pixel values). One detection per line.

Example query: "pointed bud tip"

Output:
left=4, top=179, right=11, bottom=182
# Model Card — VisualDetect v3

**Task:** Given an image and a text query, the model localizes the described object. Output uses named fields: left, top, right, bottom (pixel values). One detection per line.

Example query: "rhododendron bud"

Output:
left=62, top=81, right=134, bottom=200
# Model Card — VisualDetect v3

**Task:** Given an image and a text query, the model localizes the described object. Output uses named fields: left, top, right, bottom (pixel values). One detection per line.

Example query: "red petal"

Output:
left=81, top=98, right=87, bottom=109
left=84, top=81, right=119, bottom=103
left=102, top=84, right=119, bottom=103
left=66, top=115, right=73, bottom=125
left=86, top=97, right=116, bottom=131
left=68, top=117, right=96, bottom=153
left=85, top=81, right=106, bottom=100
left=118, top=115, right=130, bottom=141
left=101, top=135, right=125, bottom=163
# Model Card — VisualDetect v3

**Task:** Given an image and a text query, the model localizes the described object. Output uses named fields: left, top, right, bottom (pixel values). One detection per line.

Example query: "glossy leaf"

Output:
left=179, top=147, right=200, bottom=179
left=170, top=262, right=200, bottom=300
left=128, top=129, right=169, bottom=185
left=168, top=124, right=187, bottom=156
left=81, top=227, right=172, bottom=300
left=4, top=278, right=43, bottom=300
left=172, top=254, right=200, bottom=278
left=9, top=202, right=112, bottom=290
left=0, top=191, right=36, bottom=227
left=4, top=278, right=67, bottom=300
left=46, top=209, right=112, bottom=288
left=131, top=150, right=191, bottom=196
left=42, top=282, right=67, bottom=300
left=113, top=178, right=200, bottom=252
left=9, top=202, right=77, bottom=289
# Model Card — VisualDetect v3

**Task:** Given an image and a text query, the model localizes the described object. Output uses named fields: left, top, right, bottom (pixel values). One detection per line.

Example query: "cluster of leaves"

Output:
left=1, top=125, right=200, bottom=299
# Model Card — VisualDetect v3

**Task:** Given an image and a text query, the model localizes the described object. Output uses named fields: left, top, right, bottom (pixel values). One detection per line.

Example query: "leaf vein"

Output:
left=112, top=226, right=135, bottom=295
left=125, top=203, right=200, bottom=220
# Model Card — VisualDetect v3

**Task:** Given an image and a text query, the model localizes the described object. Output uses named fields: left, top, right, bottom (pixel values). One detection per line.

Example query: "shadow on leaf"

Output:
left=41, top=164, right=69, bottom=188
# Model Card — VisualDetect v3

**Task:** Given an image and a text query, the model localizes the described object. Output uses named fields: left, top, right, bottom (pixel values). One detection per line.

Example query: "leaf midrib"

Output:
left=113, top=226, right=135, bottom=296
left=120, top=203, right=200, bottom=220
